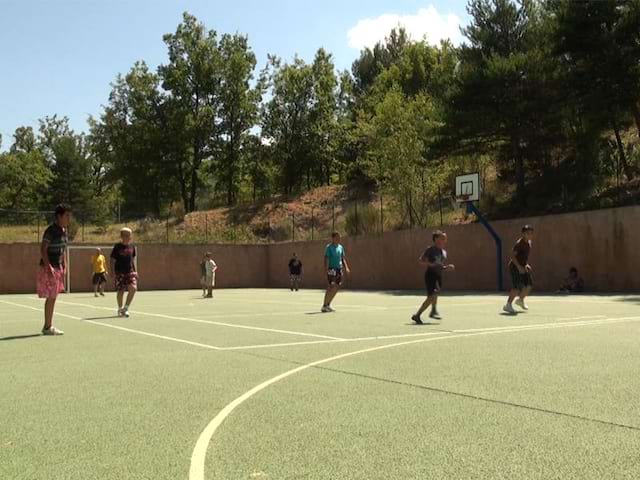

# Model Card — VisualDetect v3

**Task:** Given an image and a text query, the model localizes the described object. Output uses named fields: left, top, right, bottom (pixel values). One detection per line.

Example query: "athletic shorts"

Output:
left=115, top=272, right=138, bottom=292
left=425, top=270, right=442, bottom=296
left=327, top=268, right=343, bottom=286
left=510, top=263, right=533, bottom=291
left=203, top=274, right=215, bottom=288
left=37, top=266, right=65, bottom=299
left=92, top=272, right=107, bottom=285
left=290, top=274, right=301, bottom=281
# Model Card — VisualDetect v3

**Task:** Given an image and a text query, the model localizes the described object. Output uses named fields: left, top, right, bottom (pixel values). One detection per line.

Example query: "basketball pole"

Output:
left=465, top=201, right=503, bottom=292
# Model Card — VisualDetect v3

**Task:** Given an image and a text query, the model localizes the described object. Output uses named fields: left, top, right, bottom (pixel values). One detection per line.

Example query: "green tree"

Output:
left=159, top=12, right=222, bottom=212
left=218, top=33, right=263, bottom=205
left=0, top=130, right=51, bottom=210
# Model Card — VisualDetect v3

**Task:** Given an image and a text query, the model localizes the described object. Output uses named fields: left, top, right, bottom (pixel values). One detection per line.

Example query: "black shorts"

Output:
left=92, top=272, right=107, bottom=285
left=425, top=270, right=442, bottom=296
left=510, top=263, right=533, bottom=291
left=327, top=268, right=343, bottom=286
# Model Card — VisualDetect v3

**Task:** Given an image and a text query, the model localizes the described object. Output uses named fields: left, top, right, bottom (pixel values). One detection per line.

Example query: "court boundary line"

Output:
left=1, top=299, right=634, bottom=351
left=188, top=314, right=640, bottom=480
left=29, top=299, right=347, bottom=341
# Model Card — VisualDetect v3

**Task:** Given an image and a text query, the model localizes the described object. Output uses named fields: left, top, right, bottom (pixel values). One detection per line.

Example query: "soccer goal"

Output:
left=65, top=245, right=139, bottom=294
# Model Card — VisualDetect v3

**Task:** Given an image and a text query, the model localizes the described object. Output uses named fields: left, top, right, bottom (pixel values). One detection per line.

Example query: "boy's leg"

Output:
left=415, top=296, right=433, bottom=317
left=44, top=298, right=56, bottom=330
left=125, top=286, right=137, bottom=308
left=430, top=294, right=440, bottom=315
left=117, top=290, right=124, bottom=310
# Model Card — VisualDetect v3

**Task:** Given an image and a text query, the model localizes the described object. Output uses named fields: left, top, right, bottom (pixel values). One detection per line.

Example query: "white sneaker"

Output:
left=327, top=306, right=335, bottom=312
left=122, top=307, right=130, bottom=318
left=515, top=298, right=529, bottom=311
left=503, top=304, right=517, bottom=315
left=42, top=326, right=64, bottom=336
left=321, top=306, right=330, bottom=313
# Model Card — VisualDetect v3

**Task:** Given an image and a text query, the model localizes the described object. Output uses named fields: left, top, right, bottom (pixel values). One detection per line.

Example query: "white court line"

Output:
left=84, top=320, right=223, bottom=350
left=0, top=299, right=223, bottom=350
left=188, top=314, right=640, bottom=480
left=30, top=299, right=346, bottom=341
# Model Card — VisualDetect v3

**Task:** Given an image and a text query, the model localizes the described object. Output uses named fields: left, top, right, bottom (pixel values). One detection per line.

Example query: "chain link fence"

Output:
left=0, top=192, right=468, bottom=245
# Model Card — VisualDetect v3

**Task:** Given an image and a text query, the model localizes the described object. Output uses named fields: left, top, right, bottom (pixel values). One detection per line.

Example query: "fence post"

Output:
left=166, top=217, right=170, bottom=243
left=438, top=187, right=443, bottom=227
left=332, top=202, right=335, bottom=233
left=354, top=200, right=358, bottom=236
left=409, top=191, right=413, bottom=229
left=380, top=195, right=384, bottom=234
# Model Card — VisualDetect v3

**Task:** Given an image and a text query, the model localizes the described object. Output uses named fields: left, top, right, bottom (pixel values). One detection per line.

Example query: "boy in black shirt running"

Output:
left=110, top=227, right=137, bottom=318
left=412, top=231, right=455, bottom=324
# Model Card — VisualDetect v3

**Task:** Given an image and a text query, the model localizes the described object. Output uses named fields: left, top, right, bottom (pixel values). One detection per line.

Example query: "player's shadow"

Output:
left=0, top=334, right=42, bottom=341
left=405, top=322, right=441, bottom=326
left=83, top=315, right=121, bottom=321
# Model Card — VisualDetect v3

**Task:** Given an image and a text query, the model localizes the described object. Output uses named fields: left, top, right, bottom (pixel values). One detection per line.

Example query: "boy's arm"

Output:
left=40, top=239, right=51, bottom=272
left=342, top=255, right=351, bottom=273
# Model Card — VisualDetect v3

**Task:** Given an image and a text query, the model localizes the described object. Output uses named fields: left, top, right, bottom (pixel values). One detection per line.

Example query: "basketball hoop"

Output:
left=456, top=194, right=471, bottom=204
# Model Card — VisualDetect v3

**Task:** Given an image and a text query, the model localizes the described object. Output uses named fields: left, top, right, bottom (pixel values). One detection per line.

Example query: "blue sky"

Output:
left=0, top=0, right=469, bottom=149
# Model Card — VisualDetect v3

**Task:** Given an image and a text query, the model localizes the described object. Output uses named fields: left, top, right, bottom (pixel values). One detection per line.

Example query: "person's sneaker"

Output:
left=515, top=298, right=529, bottom=311
left=321, top=305, right=331, bottom=313
left=411, top=314, right=424, bottom=325
left=42, top=326, right=64, bottom=336
left=429, top=311, right=442, bottom=320
left=99, top=292, right=105, bottom=297
left=122, top=307, right=130, bottom=318
left=327, top=306, right=336, bottom=312
left=94, top=293, right=99, bottom=297
left=503, top=303, right=517, bottom=315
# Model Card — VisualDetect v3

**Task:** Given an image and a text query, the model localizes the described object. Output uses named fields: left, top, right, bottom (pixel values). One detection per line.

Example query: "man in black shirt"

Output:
left=412, top=231, right=455, bottom=324
left=37, top=204, right=72, bottom=336
left=110, top=227, right=138, bottom=318
left=288, top=253, right=303, bottom=292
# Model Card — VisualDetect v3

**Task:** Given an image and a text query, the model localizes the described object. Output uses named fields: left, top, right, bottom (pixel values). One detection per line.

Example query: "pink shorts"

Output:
left=37, top=266, right=65, bottom=299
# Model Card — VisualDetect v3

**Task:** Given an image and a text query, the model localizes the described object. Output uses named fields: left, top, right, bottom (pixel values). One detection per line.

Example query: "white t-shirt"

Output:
left=205, top=259, right=217, bottom=276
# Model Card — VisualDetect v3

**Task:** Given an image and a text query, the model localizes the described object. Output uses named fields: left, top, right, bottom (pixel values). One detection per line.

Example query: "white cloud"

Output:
left=347, top=5, right=463, bottom=51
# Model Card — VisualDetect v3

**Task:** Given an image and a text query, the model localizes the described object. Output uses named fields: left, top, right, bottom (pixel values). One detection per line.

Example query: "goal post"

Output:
left=65, top=245, right=140, bottom=294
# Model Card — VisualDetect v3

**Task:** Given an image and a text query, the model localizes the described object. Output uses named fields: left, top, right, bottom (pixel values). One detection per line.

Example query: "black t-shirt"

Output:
left=288, top=259, right=302, bottom=275
left=512, top=238, right=531, bottom=267
left=40, top=223, right=68, bottom=268
left=111, top=243, right=136, bottom=274
left=423, top=246, right=447, bottom=274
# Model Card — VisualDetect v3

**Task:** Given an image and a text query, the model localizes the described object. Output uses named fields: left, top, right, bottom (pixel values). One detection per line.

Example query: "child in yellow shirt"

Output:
left=91, top=248, right=108, bottom=297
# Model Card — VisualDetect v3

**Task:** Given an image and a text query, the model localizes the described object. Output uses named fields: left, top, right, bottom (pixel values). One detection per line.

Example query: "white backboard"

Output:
left=455, top=173, right=480, bottom=202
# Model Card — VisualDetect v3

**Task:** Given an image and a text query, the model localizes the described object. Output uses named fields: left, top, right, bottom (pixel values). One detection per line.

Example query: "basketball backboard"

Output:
left=455, top=173, right=480, bottom=202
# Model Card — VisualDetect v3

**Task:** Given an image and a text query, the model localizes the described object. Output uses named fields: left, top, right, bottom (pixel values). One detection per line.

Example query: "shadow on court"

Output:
left=83, top=316, right=121, bottom=321
left=0, top=334, right=42, bottom=341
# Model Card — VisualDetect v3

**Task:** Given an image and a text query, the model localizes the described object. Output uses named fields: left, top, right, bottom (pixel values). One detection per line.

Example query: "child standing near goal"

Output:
left=91, top=248, right=108, bottom=297
left=412, top=231, right=455, bottom=324
left=110, top=228, right=137, bottom=317
left=504, top=225, right=534, bottom=314
left=37, top=204, right=72, bottom=336
left=204, top=252, right=217, bottom=298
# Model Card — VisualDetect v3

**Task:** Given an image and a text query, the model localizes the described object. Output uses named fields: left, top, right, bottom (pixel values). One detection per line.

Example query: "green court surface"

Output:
left=2, top=289, right=640, bottom=480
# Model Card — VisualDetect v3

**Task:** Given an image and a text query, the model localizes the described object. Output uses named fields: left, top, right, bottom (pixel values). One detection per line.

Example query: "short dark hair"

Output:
left=432, top=230, right=446, bottom=242
left=332, top=232, right=340, bottom=239
left=570, top=267, right=578, bottom=274
left=522, top=225, right=534, bottom=233
left=54, top=204, right=71, bottom=217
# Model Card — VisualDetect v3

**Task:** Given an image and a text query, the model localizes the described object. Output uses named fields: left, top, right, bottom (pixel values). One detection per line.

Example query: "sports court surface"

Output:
left=2, top=289, right=640, bottom=480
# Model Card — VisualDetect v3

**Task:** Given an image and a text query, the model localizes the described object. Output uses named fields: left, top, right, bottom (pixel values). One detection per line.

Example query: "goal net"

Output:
left=65, top=245, right=140, bottom=294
